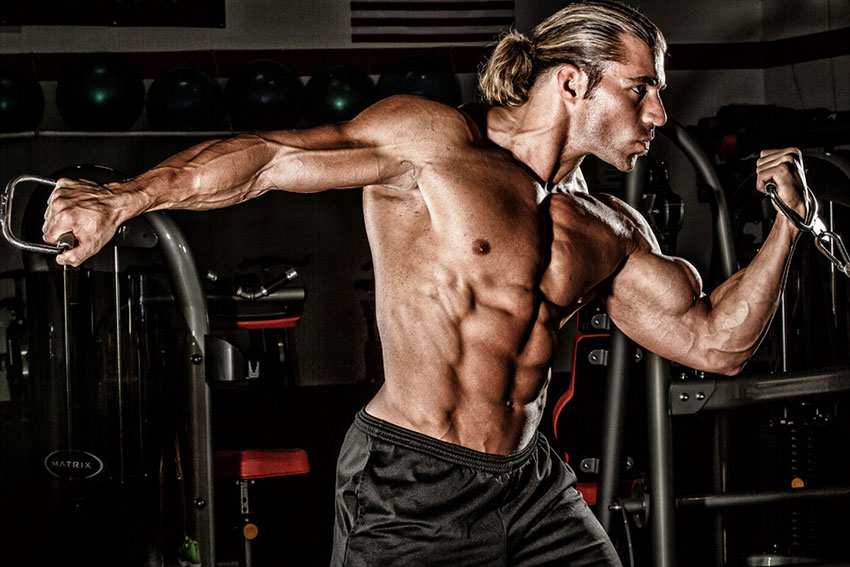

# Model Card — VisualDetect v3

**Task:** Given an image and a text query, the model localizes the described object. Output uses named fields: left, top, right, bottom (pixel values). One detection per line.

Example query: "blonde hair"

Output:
left=479, top=0, right=666, bottom=107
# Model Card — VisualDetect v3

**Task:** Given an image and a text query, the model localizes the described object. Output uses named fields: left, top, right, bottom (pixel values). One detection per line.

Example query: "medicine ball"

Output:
left=226, top=59, right=302, bottom=131
left=377, top=55, right=461, bottom=107
left=301, top=65, right=376, bottom=127
left=146, top=67, right=225, bottom=131
left=0, top=66, right=45, bottom=133
left=55, top=53, right=145, bottom=131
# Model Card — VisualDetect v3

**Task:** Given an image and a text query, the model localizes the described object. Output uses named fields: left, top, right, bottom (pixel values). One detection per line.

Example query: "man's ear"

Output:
left=555, top=64, right=588, bottom=102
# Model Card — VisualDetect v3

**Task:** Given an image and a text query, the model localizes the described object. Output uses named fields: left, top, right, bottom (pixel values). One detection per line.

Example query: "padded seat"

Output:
left=214, top=448, right=310, bottom=479
left=214, top=448, right=310, bottom=567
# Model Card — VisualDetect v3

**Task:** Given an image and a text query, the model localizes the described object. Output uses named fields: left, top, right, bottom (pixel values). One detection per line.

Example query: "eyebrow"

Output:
left=629, top=75, right=667, bottom=90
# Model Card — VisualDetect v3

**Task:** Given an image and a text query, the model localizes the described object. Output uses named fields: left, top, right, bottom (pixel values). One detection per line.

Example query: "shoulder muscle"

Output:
left=593, top=193, right=660, bottom=253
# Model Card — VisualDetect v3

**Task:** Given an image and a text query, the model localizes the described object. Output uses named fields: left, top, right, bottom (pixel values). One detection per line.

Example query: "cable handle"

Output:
left=1, top=175, right=75, bottom=254
left=764, top=180, right=819, bottom=232
left=765, top=179, right=850, bottom=277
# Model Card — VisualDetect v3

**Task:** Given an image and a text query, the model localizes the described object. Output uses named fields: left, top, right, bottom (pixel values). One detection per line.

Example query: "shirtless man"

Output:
left=42, top=1, right=807, bottom=565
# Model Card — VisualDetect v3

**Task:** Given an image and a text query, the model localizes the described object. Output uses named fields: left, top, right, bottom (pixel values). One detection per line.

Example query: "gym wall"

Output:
left=0, top=0, right=848, bottom=386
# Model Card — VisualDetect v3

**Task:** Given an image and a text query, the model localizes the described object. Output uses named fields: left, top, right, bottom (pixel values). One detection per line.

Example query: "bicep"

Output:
left=595, top=194, right=711, bottom=363
left=602, top=250, right=710, bottom=364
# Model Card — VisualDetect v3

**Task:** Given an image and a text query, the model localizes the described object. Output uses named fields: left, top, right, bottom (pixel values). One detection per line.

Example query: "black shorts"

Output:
left=331, top=409, right=621, bottom=566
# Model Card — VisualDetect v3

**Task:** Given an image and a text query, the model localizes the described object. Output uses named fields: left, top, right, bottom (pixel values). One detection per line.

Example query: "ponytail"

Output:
left=478, top=29, right=536, bottom=107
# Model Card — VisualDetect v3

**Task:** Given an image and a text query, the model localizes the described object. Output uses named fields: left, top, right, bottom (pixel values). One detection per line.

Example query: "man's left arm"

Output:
left=601, top=148, right=806, bottom=375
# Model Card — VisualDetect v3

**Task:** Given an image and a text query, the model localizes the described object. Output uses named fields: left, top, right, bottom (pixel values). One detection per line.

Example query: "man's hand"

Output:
left=756, top=147, right=808, bottom=224
left=41, top=178, right=129, bottom=267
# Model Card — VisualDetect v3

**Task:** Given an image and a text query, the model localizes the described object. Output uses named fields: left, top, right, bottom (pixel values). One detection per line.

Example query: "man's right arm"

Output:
left=42, top=96, right=423, bottom=266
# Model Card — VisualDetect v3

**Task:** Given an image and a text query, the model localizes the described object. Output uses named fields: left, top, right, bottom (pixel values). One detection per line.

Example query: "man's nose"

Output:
left=644, top=92, right=667, bottom=128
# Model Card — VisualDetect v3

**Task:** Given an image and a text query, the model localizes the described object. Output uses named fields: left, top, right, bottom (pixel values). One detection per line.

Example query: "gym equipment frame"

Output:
left=595, top=123, right=850, bottom=567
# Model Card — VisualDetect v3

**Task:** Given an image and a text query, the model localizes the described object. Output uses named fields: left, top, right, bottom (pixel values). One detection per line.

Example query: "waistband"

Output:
left=355, top=409, right=539, bottom=474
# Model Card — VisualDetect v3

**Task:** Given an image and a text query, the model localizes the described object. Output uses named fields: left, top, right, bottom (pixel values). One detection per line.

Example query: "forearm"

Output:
left=700, top=215, right=800, bottom=370
left=115, top=133, right=279, bottom=220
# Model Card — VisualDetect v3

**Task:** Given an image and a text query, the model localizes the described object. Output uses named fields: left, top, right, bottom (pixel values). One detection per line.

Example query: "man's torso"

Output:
left=360, top=101, right=645, bottom=454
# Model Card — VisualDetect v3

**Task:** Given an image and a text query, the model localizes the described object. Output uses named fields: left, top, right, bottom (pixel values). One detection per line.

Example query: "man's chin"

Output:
left=613, top=154, right=641, bottom=172
left=594, top=149, right=645, bottom=172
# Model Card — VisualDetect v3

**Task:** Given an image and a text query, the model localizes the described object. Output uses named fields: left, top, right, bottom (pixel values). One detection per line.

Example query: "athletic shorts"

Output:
left=330, top=409, right=622, bottom=566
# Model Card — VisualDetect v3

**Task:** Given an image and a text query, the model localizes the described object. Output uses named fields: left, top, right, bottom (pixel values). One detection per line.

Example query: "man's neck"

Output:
left=484, top=96, right=585, bottom=187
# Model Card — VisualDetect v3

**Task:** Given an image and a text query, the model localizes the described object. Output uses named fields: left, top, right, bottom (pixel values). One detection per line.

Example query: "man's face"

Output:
left=573, top=34, right=668, bottom=172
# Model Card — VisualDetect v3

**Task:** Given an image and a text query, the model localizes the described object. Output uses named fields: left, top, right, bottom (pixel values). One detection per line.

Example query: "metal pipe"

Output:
left=144, top=213, right=209, bottom=348
left=661, top=120, right=739, bottom=567
left=143, top=212, right=215, bottom=567
left=114, top=247, right=126, bottom=482
left=595, top=157, right=649, bottom=533
left=61, top=265, right=73, bottom=451
left=596, top=327, right=632, bottom=533
left=677, top=486, right=850, bottom=509
left=712, top=412, right=729, bottom=567
left=647, top=352, right=677, bottom=567
left=137, top=287, right=307, bottom=305
left=622, top=155, right=679, bottom=565
left=660, top=120, right=737, bottom=280
left=19, top=129, right=235, bottom=138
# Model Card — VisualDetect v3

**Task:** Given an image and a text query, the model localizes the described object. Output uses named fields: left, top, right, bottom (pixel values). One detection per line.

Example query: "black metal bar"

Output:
left=595, top=157, right=649, bottom=534
left=711, top=412, right=729, bottom=567
left=206, top=288, right=306, bottom=303
left=647, top=353, right=677, bottom=567
left=677, top=486, right=850, bottom=509
left=670, top=365, right=850, bottom=415
left=131, top=288, right=308, bottom=304
left=596, top=327, right=632, bottom=533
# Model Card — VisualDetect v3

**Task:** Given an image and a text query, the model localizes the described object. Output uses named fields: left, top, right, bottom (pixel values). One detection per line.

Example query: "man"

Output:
left=42, top=1, right=807, bottom=565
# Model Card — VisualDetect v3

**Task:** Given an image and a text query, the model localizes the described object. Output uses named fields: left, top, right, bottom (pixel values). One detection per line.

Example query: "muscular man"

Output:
left=42, top=1, right=807, bottom=565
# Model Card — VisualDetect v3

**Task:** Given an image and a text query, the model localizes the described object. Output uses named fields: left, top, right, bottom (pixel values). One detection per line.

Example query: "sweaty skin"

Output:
left=42, top=34, right=806, bottom=456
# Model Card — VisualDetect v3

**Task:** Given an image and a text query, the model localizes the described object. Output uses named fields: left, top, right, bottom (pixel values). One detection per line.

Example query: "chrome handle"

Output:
left=1, top=175, right=74, bottom=254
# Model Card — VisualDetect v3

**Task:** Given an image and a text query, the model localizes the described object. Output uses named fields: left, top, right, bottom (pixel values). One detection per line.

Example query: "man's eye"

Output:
left=632, top=85, right=647, bottom=97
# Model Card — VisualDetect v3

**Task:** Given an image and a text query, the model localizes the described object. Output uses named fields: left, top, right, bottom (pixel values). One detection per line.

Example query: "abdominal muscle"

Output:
left=365, top=272, right=572, bottom=456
